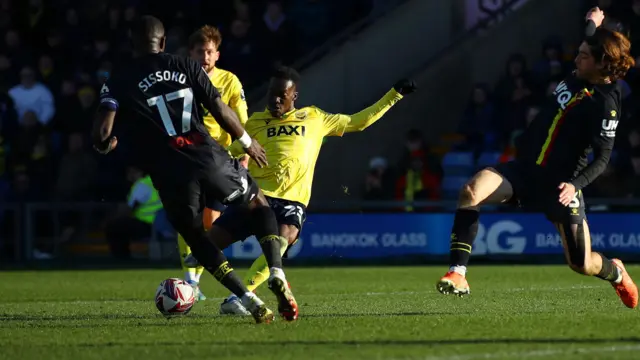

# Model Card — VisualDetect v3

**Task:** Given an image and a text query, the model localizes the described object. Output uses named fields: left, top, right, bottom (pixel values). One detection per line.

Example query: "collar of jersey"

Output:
left=262, top=107, right=297, bottom=119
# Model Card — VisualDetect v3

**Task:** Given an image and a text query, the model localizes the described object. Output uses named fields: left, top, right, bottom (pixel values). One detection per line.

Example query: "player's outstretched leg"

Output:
left=166, top=202, right=274, bottom=324
left=555, top=218, right=638, bottom=309
left=437, top=168, right=514, bottom=296
left=178, top=234, right=207, bottom=301
left=247, top=192, right=298, bottom=321
left=220, top=224, right=297, bottom=316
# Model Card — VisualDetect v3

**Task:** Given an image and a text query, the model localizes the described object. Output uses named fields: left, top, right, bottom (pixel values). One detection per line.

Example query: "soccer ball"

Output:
left=154, top=278, right=196, bottom=318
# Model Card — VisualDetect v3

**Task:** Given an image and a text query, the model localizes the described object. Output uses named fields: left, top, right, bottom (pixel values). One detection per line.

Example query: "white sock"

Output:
left=241, top=292, right=263, bottom=308
left=450, top=265, right=467, bottom=277
left=193, top=273, right=202, bottom=283
left=270, top=267, right=285, bottom=279
left=185, top=271, right=196, bottom=283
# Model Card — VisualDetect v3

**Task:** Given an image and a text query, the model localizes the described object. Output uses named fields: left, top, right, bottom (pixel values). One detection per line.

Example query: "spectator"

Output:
left=221, top=19, right=260, bottom=87
left=495, top=53, right=534, bottom=145
left=290, top=0, right=332, bottom=54
left=104, top=166, right=162, bottom=260
left=363, top=156, right=394, bottom=202
left=399, top=129, right=443, bottom=178
left=457, top=83, right=498, bottom=155
left=395, top=152, right=441, bottom=212
left=258, top=0, right=296, bottom=67
left=54, top=132, right=97, bottom=202
left=9, top=66, right=55, bottom=126
left=533, top=38, right=572, bottom=87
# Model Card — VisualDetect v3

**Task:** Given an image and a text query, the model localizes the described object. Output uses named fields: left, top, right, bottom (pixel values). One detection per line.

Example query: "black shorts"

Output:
left=204, top=198, right=226, bottom=212
left=494, top=161, right=586, bottom=224
left=151, top=157, right=259, bottom=238
left=214, top=196, right=307, bottom=244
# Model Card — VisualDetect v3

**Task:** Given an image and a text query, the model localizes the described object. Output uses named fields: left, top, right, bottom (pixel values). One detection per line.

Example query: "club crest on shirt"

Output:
left=295, top=110, right=307, bottom=120
left=610, top=110, right=617, bottom=118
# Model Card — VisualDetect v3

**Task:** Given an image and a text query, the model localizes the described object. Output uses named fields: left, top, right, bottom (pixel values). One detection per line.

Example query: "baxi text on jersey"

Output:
left=310, top=232, right=427, bottom=248
left=138, top=71, right=187, bottom=92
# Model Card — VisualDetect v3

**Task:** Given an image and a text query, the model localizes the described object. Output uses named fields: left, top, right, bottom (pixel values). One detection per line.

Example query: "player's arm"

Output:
left=92, top=82, right=119, bottom=154
left=322, top=80, right=415, bottom=136
left=570, top=99, right=618, bottom=190
left=188, top=60, right=267, bottom=166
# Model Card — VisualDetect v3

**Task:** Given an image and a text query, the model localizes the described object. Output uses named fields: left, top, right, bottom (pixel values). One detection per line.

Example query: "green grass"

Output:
left=1, top=266, right=640, bottom=360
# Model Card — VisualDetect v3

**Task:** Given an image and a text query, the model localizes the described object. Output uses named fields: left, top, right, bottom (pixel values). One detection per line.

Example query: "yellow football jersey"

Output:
left=203, top=68, right=248, bottom=147
left=229, top=89, right=403, bottom=206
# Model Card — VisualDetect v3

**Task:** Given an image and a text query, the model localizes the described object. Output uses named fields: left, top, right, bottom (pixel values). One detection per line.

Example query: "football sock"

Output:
left=596, top=254, right=622, bottom=283
left=243, top=237, right=289, bottom=292
left=177, top=234, right=197, bottom=282
left=183, top=231, right=249, bottom=298
left=449, top=209, right=480, bottom=268
left=244, top=255, right=270, bottom=292
left=251, top=205, right=285, bottom=269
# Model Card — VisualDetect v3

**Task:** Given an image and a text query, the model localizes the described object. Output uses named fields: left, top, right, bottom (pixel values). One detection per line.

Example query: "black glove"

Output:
left=393, top=79, right=417, bottom=95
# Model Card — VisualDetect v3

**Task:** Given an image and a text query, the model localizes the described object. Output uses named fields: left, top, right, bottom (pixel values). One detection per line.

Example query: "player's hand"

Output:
left=558, top=182, right=576, bottom=206
left=244, top=139, right=268, bottom=168
left=93, top=136, right=118, bottom=155
left=393, top=79, right=417, bottom=95
left=586, top=7, right=605, bottom=28
left=239, top=154, right=250, bottom=168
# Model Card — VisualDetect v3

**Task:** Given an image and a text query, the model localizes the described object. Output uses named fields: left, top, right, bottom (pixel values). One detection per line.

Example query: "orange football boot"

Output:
left=436, top=271, right=470, bottom=296
left=611, top=259, right=638, bottom=309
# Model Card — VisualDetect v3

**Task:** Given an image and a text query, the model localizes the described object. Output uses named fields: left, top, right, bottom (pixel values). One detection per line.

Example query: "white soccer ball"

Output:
left=154, top=278, right=196, bottom=318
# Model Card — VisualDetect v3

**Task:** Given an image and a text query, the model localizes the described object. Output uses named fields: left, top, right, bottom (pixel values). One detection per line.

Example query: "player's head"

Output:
left=130, top=15, right=166, bottom=54
left=575, top=27, right=634, bottom=82
left=126, top=166, right=144, bottom=183
left=267, top=66, right=300, bottom=117
left=188, top=25, right=222, bottom=73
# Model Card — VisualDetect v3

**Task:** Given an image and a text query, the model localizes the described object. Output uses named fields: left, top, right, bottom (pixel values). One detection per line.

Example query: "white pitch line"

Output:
left=405, top=344, right=640, bottom=360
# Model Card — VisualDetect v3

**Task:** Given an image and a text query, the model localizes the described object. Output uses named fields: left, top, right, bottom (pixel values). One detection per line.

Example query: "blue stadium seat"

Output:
left=441, top=176, right=468, bottom=199
left=442, top=151, right=475, bottom=177
left=587, top=152, right=594, bottom=162
left=476, top=152, right=501, bottom=167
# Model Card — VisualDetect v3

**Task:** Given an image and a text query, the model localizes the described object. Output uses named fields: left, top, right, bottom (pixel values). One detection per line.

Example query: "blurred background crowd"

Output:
left=1, top=0, right=640, bottom=214
left=363, top=0, right=640, bottom=209
left=0, top=0, right=397, bottom=206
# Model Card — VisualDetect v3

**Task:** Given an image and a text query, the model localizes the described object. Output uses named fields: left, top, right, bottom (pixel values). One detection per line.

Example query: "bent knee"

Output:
left=459, top=183, right=481, bottom=207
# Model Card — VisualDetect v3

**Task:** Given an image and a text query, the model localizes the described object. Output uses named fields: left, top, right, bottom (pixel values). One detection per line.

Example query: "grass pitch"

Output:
left=1, top=265, right=639, bottom=360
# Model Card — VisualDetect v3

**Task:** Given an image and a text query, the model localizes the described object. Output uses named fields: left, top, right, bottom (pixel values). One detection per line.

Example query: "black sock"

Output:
left=251, top=205, right=283, bottom=269
left=449, top=209, right=480, bottom=267
left=180, top=227, right=250, bottom=297
left=595, top=253, right=620, bottom=282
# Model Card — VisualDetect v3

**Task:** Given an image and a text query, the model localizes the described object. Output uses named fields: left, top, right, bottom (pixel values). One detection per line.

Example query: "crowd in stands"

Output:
left=363, top=0, right=640, bottom=210
left=0, top=0, right=392, bottom=205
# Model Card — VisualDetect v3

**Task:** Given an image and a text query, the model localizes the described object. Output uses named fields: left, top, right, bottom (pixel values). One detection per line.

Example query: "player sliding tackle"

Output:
left=437, top=7, right=639, bottom=309
left=91, top=15, right=296, bottom=323
left=185, top=67, right=416, bottom=316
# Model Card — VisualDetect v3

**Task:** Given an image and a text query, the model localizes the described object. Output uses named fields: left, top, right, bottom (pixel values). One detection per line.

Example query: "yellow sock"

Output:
left=243, top=236, right=290, bottom=292
left=177, top=234, right=198, bottom=282
left=244, top=255, right=270, bottom=292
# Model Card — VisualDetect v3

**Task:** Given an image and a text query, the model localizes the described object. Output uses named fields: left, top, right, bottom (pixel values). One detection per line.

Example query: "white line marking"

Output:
left=406, top=344, right=640, bottom=360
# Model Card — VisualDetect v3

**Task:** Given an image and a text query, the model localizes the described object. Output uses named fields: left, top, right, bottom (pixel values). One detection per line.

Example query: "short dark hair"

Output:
left=586, top=27, right=635, bottom=81
left=130, top=15, right=165, bottom=43
left=188, top=25, right=222, bottom=50
left=272, top=66, right=300, bottom=84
